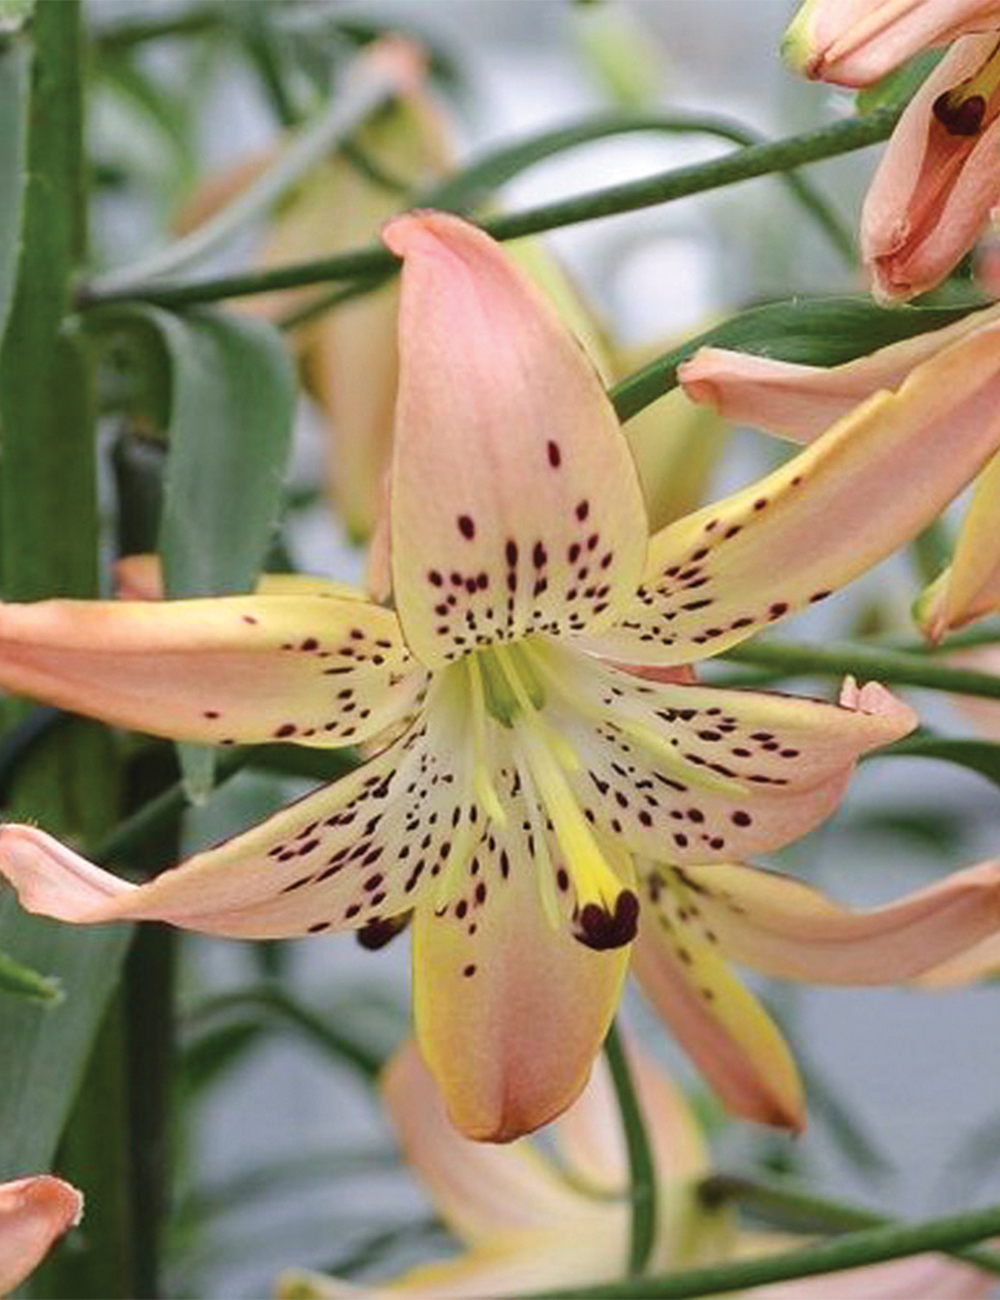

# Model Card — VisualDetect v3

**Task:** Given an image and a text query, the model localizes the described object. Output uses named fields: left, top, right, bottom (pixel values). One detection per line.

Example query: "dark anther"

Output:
left=574, top=889, right=639, bottom=950
left=356, top=912, right=412, bottom=950
left=933, top=91, right=986, bottom=136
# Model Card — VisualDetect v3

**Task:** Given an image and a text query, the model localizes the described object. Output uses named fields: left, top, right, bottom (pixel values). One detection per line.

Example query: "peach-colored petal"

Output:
left=382, top=1042, right=598, bottom=1245
left=384, top=212, right=648, bottom=670
left=678, top=302, right=1000, bottom=441
left=670, top=858, right=1000, bottom=983
left=0, top=1175, right=83, bottom=1293
left=750, top=1250, right=996, bottom=1299
left=412, top=814, right=629, bottom=1141
left=0, top=593, right=425, bottom=749
left=633, top=869, right=805, bottom=1129
left=862, top=33, right=1000, bottom=301
left=591, top=320, right=1000, bottom=666
left=0, top=677, right=468, bottom=939
left=919, top=448, right=1000, bottom=637
left=920, top=926, right=1000, bottom=984
left=783, top=0, right=1000, bottom=87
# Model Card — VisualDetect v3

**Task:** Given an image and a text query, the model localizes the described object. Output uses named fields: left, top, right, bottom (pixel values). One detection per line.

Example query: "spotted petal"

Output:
left=384, top=212, right=647, bottom=670
left=592, top=322, right=1000, bottom=665
left=530, top=642, right=915, bottom=866
left=664, top=860, right=1000, bottom=983
left=0, top=681, right=474, bottom=939
left=412, top=788, right=630, bottom=1141
left=382, top=1041, right=598, bottom=1245
left=0, top=1176, right=83, bottom=1293
left=632, top=866, right=805, bottom=1129
left=0, top=593, right=425, bottom=748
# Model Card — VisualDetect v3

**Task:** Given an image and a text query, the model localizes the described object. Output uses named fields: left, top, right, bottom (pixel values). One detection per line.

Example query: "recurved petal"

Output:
left=679, top=304, right=1000, bottom=441
left=632, top=867, right=805, bottom=1129
left=0, top=681, right=476, bottom=938
left=384, top=212, right=647, bottom=670
left=382, top=1041, right=595, bottom=1245
left=0, top=593, right=425, bottom=748
left=918, top=449, right=1000, bottom=638
left=0, top=1176, right=83, bottom=1293
left=668, top=859, right=1000, bottom=984
left=782, top=0, right=1000, bottom=87
left=590, top=321, right=1000, bottom=666
left=533, top=642, right=915, bottom=868
left=412, top=807, right=630, bottom=1141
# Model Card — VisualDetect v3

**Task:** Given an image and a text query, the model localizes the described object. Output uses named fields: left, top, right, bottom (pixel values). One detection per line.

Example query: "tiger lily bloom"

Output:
left=0, top=1176, right=82, bottom=1294
left=782, top=0, right=1000, bottom=88
left=278, top=1040, right=995, bottom=1300
left=2, top=213, right=1000, bottom=1140
left=678, top=302, right=1000, bottom=639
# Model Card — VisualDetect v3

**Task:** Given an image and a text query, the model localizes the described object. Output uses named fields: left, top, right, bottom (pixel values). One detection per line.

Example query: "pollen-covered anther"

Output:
left=356, top=912, right=412, bottom=949
left=573, top=888, right=639, bottom=950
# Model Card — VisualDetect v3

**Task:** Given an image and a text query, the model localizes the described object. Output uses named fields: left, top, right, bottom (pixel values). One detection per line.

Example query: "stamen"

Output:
left=933, top=38, right=1000, bottom=136
left=465, top=655, right=508, bottom=825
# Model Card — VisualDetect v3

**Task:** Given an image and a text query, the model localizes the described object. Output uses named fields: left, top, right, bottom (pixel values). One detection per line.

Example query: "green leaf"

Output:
left=0, top=32, right=29, bottom=350
left=0, top=943, right=61, bottom=1000
left=91, top=306, right=296, bottom=799
left=610, top=297, right=982, bottom=423
left=0, top=903, right=131, bottom=1176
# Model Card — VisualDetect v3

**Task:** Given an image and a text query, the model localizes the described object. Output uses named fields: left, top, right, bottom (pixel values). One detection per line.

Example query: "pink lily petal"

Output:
left=749, top=1250, right=995, bottom=1299
left=666, top=858, right=1000, bottom=983
left=412, top=813, right=630, bottom=1141
left=862, top=33, right=1000, bottom=301
left=783, top=0, right=1000, bottom=87
left=632, top=868, right=805, bottom=1129
left=382, top=1041, right=600, bottom=1245
left=553, top=1041, right=708, bottom=1195
left=533, top=642, right=916, bottom=867
left=0, top=593, right=426, bottom=748
left=920, top=927, right=1000, bottom=985
left=383, top=212, right=648, bottom=670
left=590, top=320, right=1000, bottom=666
left=678, top=302, right=1000, bottom=441
left=0, top=678, right=474, bottom=938
left=0, top=1175, right=83, bottom=1293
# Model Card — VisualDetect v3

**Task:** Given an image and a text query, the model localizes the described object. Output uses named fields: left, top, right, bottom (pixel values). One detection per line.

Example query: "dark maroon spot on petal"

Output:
left=463, top=964, right=477, bottom=978
left=301, top=638, right=319, bottom=651
left=533, top=541, right=547, bottom=568
left=547, top=440, right=561, bottom=467
left=203, top=710, right=220, bottom=719
left=810, top=589, right=832, bottom=603
left=731, top=810, right=752, bottom=827
left=724, top=524, right=742, bottom=539
left=769, top=602, right=789, bottom=619
left=574, top=890, right=639, bottom=951
left=428, top=570, right=443, bottom=586
left=274, top=723, right=296, bottom=738
left=307, top=921, right=332, bottom=933
left=458, top=515, right=475, bottom=539
left=242, top=615, right=259, bottom=625
left=576, top=500, right=590, bottom=521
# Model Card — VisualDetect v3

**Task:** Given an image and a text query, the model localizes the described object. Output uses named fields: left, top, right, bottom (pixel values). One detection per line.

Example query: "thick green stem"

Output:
left=719, top=638, right=1000, bottom=700
left=521, top=1199, right=1000, bottom=1298
left=603, top=1023, right=658, bottom=1276
left=78, top=108, right=899, bottom=310
left=700, top=1174, right=1000, bottom=1275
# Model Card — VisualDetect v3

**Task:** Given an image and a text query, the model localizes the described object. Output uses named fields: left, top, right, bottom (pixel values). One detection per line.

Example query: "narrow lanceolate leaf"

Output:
left=0, top=32, right=28, bottom=352
left=610, top=297, right=983, bottom=424
left=92, top=305, right=296, bottom=797
left=0, top=944, right=60, bottom=1001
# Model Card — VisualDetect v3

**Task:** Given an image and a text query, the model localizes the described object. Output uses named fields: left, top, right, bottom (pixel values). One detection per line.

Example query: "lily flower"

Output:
left=277, top=1040, right=994, bottom=1299
left=1, top=214, right=1000, bottom=1140
left=0, top=1176, right=83, bottom=1295
left=678, top=302, right=1000, bottom=639
left=782, top=0, right=1000, bottom=88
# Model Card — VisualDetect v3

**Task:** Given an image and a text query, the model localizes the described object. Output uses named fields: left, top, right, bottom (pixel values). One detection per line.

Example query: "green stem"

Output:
left=700, top=1174, right=1000, bottom=1275
left=87, top=50, right=407, bottom=296
left=78, top=107, right=900, bottom=310
left=521, top=1198, right=1000, bottom=1298
left=604, top=1023, right=657, bottom=1276
left=719, top=638, right=1000, bottom=700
